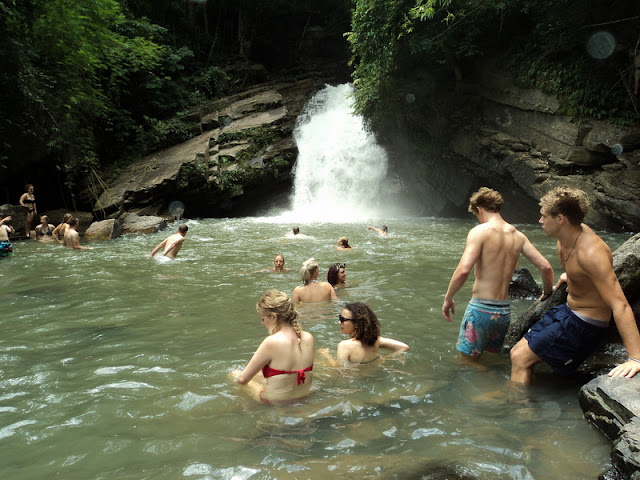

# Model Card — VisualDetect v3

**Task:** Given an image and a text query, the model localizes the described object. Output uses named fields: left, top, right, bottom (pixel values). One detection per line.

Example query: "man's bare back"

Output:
left=150, top=225, right=188, bottom=259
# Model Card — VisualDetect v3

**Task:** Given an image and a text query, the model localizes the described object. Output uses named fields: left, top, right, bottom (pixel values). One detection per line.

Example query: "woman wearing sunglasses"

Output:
left=292, top=258, right=337, bottom=303
left=332, top=302, right=409, bottom=366
left=327, top=262, right=347, bottom=288
left=232, top=290, right=315, bottom=404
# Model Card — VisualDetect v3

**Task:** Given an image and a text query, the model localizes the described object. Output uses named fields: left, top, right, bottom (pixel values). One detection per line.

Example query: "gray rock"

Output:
left=84, top=219, right=121, bottom=240
left=509, top=267, right=542, bottom=299
left=120, top=213, right=168, bottom=235
left=579, top=376, right=640, bottom=480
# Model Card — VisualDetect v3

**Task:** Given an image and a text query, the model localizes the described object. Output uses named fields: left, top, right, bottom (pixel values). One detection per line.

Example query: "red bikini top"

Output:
left=262, top=364, right=313, bottom=385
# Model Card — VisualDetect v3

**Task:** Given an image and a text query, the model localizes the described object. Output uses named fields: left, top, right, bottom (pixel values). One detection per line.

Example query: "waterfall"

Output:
left=286, top=84, right=391, bottom=222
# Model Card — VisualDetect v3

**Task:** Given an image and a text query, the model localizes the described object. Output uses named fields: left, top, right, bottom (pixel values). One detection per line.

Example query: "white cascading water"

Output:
left=286, top=84, right=390, bottom=222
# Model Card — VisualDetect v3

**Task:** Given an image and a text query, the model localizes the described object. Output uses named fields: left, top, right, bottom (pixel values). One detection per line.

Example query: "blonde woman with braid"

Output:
left=327, top=302, right=409, bottom=367
left=292, top=258, right=337, bottom=304
left=233, top=290, right=315, bottom=404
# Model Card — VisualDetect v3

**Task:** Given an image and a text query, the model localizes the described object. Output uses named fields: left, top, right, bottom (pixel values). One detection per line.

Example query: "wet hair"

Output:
left=25, top=184, right=34, bottom=191
left=63, top=213, right=73, bottom=223
left=382, top=225, right=388, bottom=232
left=178, top=224, right=188, bottom=234
left=293, top=226, right=300, bottom=235
left=468, top=187, right=503, bottom=213
left=327, top=262, right=345, bottom=286
left=40, top=215, right=49, bottom=222
left=274, top=254, right=284, bottom=262
left=338, top=236, right=350, bottom=248
left=300, top=258, right=319, bottom=284
left=343, top=302, right=381, bottom=347
left=256, top=290, right=303, bottom=347
left=539, top=187, right=589, bottom=225
left=68, top=217, right=79, bottom=227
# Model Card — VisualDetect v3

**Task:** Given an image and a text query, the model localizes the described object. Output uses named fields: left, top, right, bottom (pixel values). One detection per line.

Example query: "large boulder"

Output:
left=579, top=376, right=640, bottom=480
left=84, top=219, right=121, bottom=240
left=120, top=213, right=168, bottom=235
left=508, top=267, right=542, bottom=300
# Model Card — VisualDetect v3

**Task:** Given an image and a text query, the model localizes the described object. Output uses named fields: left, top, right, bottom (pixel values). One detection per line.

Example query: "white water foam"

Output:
left=275, top=84, right=391, bottom=222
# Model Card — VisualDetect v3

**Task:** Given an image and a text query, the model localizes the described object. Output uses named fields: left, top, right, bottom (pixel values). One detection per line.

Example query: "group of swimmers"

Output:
left=234, top=186, right=640, bottom=405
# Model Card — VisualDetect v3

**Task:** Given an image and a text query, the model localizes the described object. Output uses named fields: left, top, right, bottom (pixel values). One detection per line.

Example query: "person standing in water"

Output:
left=0, top=213, right=15, bottom=257
left=150, top=224, right=188, bottom=259
left=232, top=290, right=315, bottom=404
left=63, top=217, right=93, bottom=250
left=510, top=187, right=640, bottom=383
left=52, top=213, right=73, bottom=244
left=442, top=187, right=554, bottom=364
left=292, top=258, right=337, bottom=303
left=35, top=215, right=55, bottom=240
left=19, top=184, right=36, bottom=238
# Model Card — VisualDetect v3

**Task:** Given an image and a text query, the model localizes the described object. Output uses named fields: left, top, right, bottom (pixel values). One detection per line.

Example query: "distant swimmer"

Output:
left=335, top=236, right=351, bottom=250
left=292, top=258, right=337, bottom=304
left=327, top=262, right=347, bottom=288
left=52, top=213, right=72, bottom=244
left=442, top=187, right=553, bottom=364
left=258, top=254, right=291, bottom=272
left=35, top=215, right=55, bottom=241
left=322, top=302, right=409, bottom=367
left=63, top=217, right=94, bottom=250
left=368, top=225, right=388, bottom=236
left=0, top=213, right=15, bottom=257
left=150, top=224, right=188, bottom=259
left=284, top=226, right=312, bottom=239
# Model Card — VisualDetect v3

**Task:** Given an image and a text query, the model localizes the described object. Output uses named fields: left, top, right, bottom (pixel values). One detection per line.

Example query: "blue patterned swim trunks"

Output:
left=0, top=240, right=13, bottom=258
left=456, top=298, right=511, bottom=357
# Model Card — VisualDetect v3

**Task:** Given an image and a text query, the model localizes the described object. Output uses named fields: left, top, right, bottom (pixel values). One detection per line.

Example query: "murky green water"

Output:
left=1, top=217, right=626, bottom=479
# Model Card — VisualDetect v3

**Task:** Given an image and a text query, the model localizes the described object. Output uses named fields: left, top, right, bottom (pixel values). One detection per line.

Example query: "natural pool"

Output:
left=1, top=217, right=626, bottom=479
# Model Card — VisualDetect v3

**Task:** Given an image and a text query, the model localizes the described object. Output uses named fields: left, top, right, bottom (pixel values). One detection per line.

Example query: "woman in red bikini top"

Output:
left=233, top=289, right=315, bottom=404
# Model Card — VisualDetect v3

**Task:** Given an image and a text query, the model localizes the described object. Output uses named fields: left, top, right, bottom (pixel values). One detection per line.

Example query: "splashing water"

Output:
left=287, top=84, right=390, bottom=222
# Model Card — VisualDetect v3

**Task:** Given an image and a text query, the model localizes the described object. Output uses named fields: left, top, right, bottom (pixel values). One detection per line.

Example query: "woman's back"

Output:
left=262, top=330, right=315, bottom=401
left=293, top=281, right=336, bottom=303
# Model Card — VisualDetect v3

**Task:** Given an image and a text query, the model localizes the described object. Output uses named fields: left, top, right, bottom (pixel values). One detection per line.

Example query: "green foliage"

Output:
left=348, top=0, right=640, bottom=125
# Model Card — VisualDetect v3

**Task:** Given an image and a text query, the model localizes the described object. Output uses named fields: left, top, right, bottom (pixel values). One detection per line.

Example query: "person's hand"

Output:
left=608, top=359, right=640, bottom=378
left=442, top=299, right=455, bottom=322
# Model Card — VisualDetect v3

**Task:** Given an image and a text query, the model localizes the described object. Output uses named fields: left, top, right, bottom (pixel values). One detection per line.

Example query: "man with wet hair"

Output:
left=442, top=187, right=554, bottom=364
left=510, top=187, right=640, bottom=383
left=150, top=224, right=188, bottom=259
left=63, top=217, right=93, bottom=250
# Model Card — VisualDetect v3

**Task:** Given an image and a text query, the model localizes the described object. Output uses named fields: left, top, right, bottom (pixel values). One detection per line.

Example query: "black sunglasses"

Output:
left=338, top=315, right=352, bottom=324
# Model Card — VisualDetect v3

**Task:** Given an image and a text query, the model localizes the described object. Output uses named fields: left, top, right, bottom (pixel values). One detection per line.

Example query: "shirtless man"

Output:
left=52, top=213, right=72, bottom=244
left=442, top=187, right=554, bottom=363
left=510, top=187, right=640, bottom=383
left=63, top=217, right=93, bottom=250
left=368, top=225, right=388, bottom=236
left=0, top=213, right=15, bottom=257
left=150, top=224, right=188, bottom=259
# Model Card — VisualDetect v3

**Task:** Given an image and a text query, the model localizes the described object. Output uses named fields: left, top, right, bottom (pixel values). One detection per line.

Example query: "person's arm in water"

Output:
left=442, top=227, right=483, bottom=321
left=520, top=237, right=554, bottom=301
left=329, top=284, right=338, bottom=300
left=234, top=337, right=273, bottom=384
left=149, top=238, right=167, bottom=257
left=336, top=340, right=353, bottom=366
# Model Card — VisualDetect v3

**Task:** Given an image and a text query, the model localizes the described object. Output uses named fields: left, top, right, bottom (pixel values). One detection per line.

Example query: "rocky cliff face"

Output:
left=93, top=65, right=339, bottom=219
left=379, top=65, right=640, bottom=232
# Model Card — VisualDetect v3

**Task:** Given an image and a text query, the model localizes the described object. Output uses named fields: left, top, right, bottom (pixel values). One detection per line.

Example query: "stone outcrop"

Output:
left=120, top=213, right=167, bottom=235
left=93, top=67, right=336, bottom=219
left=84, top=219, right=121, bottom=241
left=508, top=267, right=542, bottom=300
left=579, top=376, right=640, bottom=480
